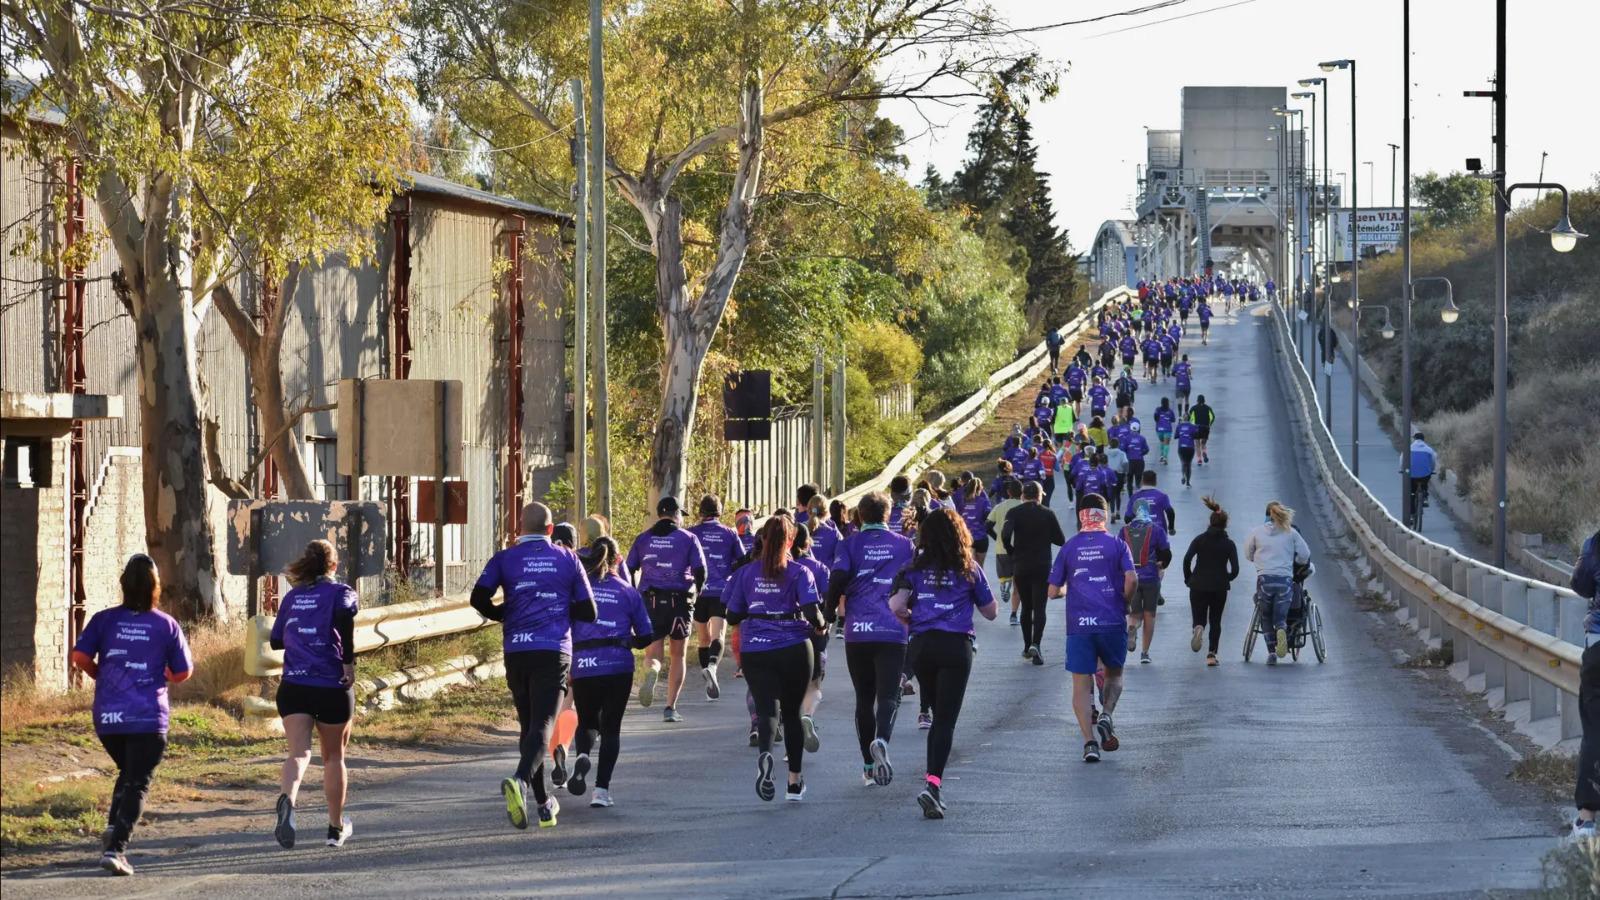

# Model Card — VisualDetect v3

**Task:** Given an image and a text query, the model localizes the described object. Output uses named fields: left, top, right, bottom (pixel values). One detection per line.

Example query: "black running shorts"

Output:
left=646, top=590, right=694, bottom=640
left=693, top=594, right=727, bottom=624
left=276, top=681, right=355, bottom=725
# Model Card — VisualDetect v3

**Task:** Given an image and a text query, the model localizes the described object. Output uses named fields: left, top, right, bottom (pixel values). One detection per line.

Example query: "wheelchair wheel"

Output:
left=1242, top=604, right=1260, bottom=662
left=1310, top=600, right=1327, bottom=663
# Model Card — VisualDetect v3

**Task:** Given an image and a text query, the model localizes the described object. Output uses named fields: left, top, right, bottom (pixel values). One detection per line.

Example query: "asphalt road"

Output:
left=3, top=305, right=1563, bottom=898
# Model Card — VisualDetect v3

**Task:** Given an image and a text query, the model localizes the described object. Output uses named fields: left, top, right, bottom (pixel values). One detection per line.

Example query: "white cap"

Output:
left=1131, top=421, right=1141, bottom=432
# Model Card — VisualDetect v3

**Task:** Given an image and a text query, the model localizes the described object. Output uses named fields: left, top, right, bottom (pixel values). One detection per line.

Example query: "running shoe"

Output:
left=1568, top=818, right=1596, bottom=843
left=663, top=706, right=684, bottom=723
left=1031, top=647, right=1045, bottom=667
left=274, top=792, right=296, bottom=848
left=590, top=788, right=614, bottom=808
left=325, top=816, right=353, bottom=848
left=869, top=738, right=894, bottom=787
left=917, top=712, right=933, bottom=730
left=1275, top=628, right=1289, bottom=658
left=800, top=715, right=820, bottom=753
left=1266, top=653, right=1278, bottom=666
left=566, top=753, right=591, bottom=796
left=551, top=745, right=569, bottom=786
left=502, top=777, right=529, bottom=830
left=1191, top=625, right=1204, bottom=653
left=1009, top=611, right=1019, bottom=627
left=862, top=768, right=877, bottom=788
left=537, top=797, right=560, bottom=828
left=1021, top=647, right=1033, bottom=660
left=1096, top=713, right=1120, bottom=752
left=1082, top=741, right=1101, bottom=763
left=1206, top=653, right=1219, bottom=667
left=756, top=752, right=776, bottom=801
left=703, top=666, right=721, bottom=701
left=748, top=727, right=759, bottom=747
left=638, top=665, right=659, bottom=707
left=901, top=676, right=916, bottom=697
left=1127, top=625, right=1138, bottom=652
left=785, top=779, right=807, bottom=802
left=1140, top=651, right=1151, bottom=665
left=98, top=851, right=134, bottom=876
left=917, top=783, right=946, bottom=820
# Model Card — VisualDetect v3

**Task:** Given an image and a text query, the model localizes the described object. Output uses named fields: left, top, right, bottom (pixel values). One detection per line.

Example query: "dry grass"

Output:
left=1400, top=644, right=1455, bottom=669
left=1510, top=750, right=1578, bottom=798
left=1354, top=589, right=1400, bottom=613
left=1538, top=838, right=1600, bottom=899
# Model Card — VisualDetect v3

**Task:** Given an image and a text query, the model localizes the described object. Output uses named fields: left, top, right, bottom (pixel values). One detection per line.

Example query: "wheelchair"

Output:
left=1242, top=564, right=1325, bottom=663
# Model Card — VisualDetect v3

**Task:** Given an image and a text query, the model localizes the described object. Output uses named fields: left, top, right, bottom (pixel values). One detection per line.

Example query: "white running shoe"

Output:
left=325, top=815, right=353, bottom=848
left=1190, top=625, right=1204, bottom=653
left=589, top=788, right=614, bottom=808
left=638, top=664, right=660, bottom=707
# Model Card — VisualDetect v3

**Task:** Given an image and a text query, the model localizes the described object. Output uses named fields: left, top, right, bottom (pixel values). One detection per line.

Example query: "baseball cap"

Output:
left=657, top=496, right=681, bottom=516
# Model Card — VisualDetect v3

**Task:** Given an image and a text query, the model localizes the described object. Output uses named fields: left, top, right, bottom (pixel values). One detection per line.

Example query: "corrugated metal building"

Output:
left=2, top=112, right=572, bottom=687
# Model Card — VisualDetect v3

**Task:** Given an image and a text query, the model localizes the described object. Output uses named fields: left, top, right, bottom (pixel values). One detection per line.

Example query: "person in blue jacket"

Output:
left=1570, top=530, right=1599, bottom=840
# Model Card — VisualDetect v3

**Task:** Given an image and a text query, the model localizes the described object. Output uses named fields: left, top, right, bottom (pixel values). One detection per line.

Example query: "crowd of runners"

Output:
left=73, top=273, right=1339, bottom=876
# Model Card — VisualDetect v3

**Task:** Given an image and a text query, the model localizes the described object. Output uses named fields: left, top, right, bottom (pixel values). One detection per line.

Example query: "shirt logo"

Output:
left=99, top=712, right=124, bottom=724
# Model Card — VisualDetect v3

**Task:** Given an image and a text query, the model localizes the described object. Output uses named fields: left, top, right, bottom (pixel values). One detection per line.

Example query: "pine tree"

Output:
left=1001, top=112, right=1078, bottom=331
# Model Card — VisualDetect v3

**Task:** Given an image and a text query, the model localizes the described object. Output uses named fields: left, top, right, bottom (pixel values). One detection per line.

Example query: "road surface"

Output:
left=2, top=305, right=1562, bottom=898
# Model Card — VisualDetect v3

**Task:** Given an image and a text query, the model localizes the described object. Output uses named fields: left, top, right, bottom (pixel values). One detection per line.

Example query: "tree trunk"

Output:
left=249, top=346, right=316, bottom=499
left=132, top=275, right=223, bottom=621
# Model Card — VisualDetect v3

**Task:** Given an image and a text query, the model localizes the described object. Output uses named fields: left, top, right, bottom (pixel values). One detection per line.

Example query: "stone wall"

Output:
left=0, top=436, right=68, bottom=687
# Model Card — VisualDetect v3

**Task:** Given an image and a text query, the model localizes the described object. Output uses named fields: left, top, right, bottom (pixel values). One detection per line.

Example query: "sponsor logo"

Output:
left=595, top=619, right=619, bottom=628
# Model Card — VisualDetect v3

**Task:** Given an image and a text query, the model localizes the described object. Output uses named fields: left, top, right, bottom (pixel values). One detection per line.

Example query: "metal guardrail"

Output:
left=246, top=286, right=1133, bottom=676
left=1266, top=301, right=1585, bottom=744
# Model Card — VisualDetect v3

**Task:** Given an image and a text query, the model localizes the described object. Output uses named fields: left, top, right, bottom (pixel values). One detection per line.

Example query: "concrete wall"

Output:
left=1180, top=86, right=1285, bottom=181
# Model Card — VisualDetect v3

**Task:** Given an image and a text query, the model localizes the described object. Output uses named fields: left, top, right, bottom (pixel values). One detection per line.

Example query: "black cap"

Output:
left=657, top=496, right=681, bottom=516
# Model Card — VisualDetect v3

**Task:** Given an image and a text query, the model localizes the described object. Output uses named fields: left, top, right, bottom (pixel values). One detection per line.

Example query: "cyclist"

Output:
left=1406, top=432, right=1439, bottom=525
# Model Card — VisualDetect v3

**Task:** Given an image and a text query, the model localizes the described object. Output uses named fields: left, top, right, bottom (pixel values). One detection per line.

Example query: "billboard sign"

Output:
left=1331, top=207, right=1409, bottom=260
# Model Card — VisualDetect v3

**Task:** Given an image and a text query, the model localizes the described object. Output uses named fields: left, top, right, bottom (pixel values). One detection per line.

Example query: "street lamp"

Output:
left=1299, top=75, right=1333, bottom=426
left=1293, top=90, right=1318, bottom=363
left=1320, top=58, right=1360, bottom=474
left=1394, top=276, right=1458, bottom=527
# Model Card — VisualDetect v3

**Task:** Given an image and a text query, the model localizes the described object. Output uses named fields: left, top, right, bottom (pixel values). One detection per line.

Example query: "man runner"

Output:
left=626, top=497, right=708, bottom=722
left=1188, top=395, right=1216, bottom=466
left=1119, top=506, right=1172, bottom=664
left=688, top=496, right=741, bottom=700
left=1049, top=494, right=1136, bottom=762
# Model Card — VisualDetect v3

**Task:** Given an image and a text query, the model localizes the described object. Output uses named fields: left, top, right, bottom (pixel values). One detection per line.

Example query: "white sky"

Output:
left=883, top=0, right=1600, bottom=248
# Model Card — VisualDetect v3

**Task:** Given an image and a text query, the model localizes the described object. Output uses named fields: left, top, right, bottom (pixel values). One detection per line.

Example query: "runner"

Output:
left=1122, top=421, right=1150, bottom=490
left=1114, top=367, right=1138, bottom=418
left=270, top=541, right=358, bottom=850
left=887, top=509, right=999, bottom=819
left=826, top=491, right=916, bottom=787
left=626, top=496, right=708, bottom=722
left=1039, top=440, right=1059, bottom=507
left=786, top=524, right=833, bottom=754
left=1125, top=470, right=1177, bottom=534
left=1119, top=505, right=1172, bottom=664
left=1242, top=502, right=1313, bottom=666
left=888, top=475, right=913, bottom=531
left=1188, top=395, right=1216, bottom=467
left=1175, top=416, right=1200, bottom=486
left=987, top=479, right=1026, bottom=627
left=1002, top=481, right=1067, bottom=666
left=1088, top=377, right=1110, bottom=422
left=70, top=554, right=193, bottom=875
left=956, top=471, right=994, bottom=565
left=1172, top=354, right=1193, bottom=418
left=1570, top=529, right=1598, bottom=841
left=472, top=502, right=597, bottom=830
left=1049, top=494, right=1136, bottom=763
left=1182, top=497, right=1240, bottom=666
left=806, top=495, right=842, bottom=575
left=688, top=495, right=741, bottom=701
left=1045, top=327, right=1063, bottom=372
left=724, top=516, right=825, bottom=801
left=1105, top=438, right=1129, bottom=520
left=1198, top=299, right=1213, bottom=345
left=1154, top=399, right=1176, bottom=465
left=1074, top=342, right=1093, bottom=369
left=1052, top=391, right=1076, bottom=446
left=567, top=537, right=654, bottom=807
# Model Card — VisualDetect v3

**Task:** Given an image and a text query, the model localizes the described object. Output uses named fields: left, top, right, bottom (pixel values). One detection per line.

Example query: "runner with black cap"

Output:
left=626, top=496, right=708, bottom=722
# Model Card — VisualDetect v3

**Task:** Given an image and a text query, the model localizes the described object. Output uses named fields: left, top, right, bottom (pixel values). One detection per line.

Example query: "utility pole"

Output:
left=832, top=348, right=846, bottom=494
left=811, top=350, right=825, bottom=487
left=1399, top=3, right=1414, bottom=525
left=588, top=0, right=612, bottom=520
left=1490, top=0, right=1509, bottom=567
left=569, top=79, right=589, bottom=523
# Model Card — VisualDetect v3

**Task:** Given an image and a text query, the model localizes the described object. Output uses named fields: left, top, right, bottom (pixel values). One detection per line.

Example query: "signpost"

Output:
left=226, top=500, right=386, bottom=616
left=1331, top=207, right=1410, bottom=259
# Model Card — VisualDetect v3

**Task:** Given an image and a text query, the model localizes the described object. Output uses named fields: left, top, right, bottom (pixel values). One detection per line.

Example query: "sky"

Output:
left=882, top=0, right=1600, bottom=250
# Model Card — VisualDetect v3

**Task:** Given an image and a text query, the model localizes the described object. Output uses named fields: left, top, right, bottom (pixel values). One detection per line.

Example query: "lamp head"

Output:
left=1298, top=77, right=1325, bottom=87
left=1381, top=321, right=1396, bottom=340
left=1440, top=301, right=1461, bottom=324
left=1291, top=91, right=1315, bottom=99
left=1548, top=213, right=1587, bottom=253
left=1319, top=59, right=1351, bottom=72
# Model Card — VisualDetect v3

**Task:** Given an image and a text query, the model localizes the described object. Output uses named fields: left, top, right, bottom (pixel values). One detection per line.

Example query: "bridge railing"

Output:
left=1266, top=301, right=1585, bottom=747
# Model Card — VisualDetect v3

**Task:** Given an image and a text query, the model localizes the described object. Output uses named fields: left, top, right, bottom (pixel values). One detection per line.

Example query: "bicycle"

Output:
left=1405, top=476, right=1431, bottom=530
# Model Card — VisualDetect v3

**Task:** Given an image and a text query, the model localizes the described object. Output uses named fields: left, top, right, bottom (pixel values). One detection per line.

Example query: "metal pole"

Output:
left=1349, top=61, right=1361, bottom=477
left=1388, top=142, right=1399, bottom=206
left=1320, top=78, right=1332, bottom=427
left=832, top=348, right=846, bottom=494
left=1491, top=0, right=1508, bottom=566
left=589, top=0, right=613, bottom=521
left=569, top=79, right=589, bottom=524
left=811, top=350, right=825, bottom=485
left=1306, top=92, right=1317, bottom=373
left=1400, top=1, right=1415, bottom=526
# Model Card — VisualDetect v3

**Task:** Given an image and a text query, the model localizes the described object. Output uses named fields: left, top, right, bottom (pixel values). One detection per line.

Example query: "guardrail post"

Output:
left=1526, top=585, right=1561, bottom=724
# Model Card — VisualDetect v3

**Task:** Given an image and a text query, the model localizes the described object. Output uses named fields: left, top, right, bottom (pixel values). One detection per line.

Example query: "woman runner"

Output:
left=890, top=508, right=999, bottom=818
left=567, top=537, right=653, bottom=807
left=270, top=540, right=359, bottom=849
left=792, top=524, right=832, bottom=753
left=71, top=555, right=193, bottom=876
left=1182, top=497, right=1240, bottom=666
left=724, top=516, right=826, bottom=800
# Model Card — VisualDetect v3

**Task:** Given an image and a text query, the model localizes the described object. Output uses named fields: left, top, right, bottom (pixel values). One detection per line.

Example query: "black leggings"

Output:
left=571, top=672, right=631, bottom=790
left=99, top=732, right=166, bottom=853
left=1127, top=458, right=1147, bottom=492
left=743, top=641, right=813, bottom=774
left=1189, top=589, right=1228, bottom=654
left=845, top=641, right=906, bottom=764
left=505, top=650, right=570, bottom=803
left=910, top=631, right=975, bottom=780
left=1014, top=565, right=1050, bottom=651
left=1179, top=447, right=1195, bottom=482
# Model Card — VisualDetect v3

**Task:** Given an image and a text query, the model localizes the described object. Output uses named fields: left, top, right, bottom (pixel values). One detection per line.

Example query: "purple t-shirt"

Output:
left=271, top=578, right=359, bottom=689
left=571, top=573, right=652, bottom=679
left=959, top=490, right=993, bottom=539
left=475, top=536, right=593, bottom=655
left=793, top=552, right=830, bottom=595
left=893, top=564, right=994, bottom=637
left=1175, top=421, right=1199, bottom=449
left=1125, top=487, right=1174, bottom=527
left=1155, top=408, right=1177, bottom=432
left=1123, top=433, right=1150, bottom=462
left=1065, top=366, right=1086, bottom=389
left=1018, top=457, right=1044, bottom=482
left=1048, top=531, right=1134, bottom=636
left=74, top=607, right=192, bottom=735
left=724, top=562, right=819, bottom=652
left=1088, top=384, right=1110, bottom=411
left=805, top=524, right=840, bottom=575
left=832, top=526, right=915, bottom=644
left=1119, top=519, right=1171, bottom=582
left=625, top=525, right=707, bottom=593
left=688, top=519, right=742, bottom=598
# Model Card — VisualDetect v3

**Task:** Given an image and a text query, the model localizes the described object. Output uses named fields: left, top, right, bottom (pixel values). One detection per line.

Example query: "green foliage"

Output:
left=847, top=321, right=922, bottom=387
left=908, top=222, right=1027, bottom=407
left=1412, top=170, right=1493, bottom=232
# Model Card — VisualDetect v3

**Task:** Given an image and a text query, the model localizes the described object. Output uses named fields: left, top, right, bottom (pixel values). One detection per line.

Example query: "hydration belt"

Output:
left=573, top=637, right=630, bottom=651
left=643, top=588, right=693, bottom=603
left=748, top=610, right=804, bottom=621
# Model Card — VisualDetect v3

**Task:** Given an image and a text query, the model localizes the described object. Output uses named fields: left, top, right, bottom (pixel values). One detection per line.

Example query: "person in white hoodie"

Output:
left=1242, top=501, right=1312, bottom=665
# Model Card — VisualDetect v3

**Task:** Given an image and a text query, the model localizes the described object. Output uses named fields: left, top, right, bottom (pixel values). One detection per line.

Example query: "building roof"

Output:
left=403, top=172, right=570, bottom=223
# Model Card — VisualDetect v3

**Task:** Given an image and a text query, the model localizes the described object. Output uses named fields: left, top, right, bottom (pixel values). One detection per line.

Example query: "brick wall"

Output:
left=0, top=437, right=68, bottom=688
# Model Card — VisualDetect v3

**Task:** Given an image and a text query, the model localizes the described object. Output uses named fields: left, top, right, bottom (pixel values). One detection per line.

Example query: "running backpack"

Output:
left=1123, top=519, right=1154, bottom=568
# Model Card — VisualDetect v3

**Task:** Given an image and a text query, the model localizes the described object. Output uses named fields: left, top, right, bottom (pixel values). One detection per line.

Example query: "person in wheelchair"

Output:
left=1243, top=501, right=1312, bottom=666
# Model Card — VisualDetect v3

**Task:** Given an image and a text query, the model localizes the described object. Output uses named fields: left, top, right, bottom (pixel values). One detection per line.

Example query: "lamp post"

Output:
left=1400, top=0, right=1413, bottom=525
left=1320, top=58, right=1358, bottom=473
left=1387, top=143, right=1399, bottom=206
left=1293, top=89, right=1318, bottom=372
left=1299, top=75, right=1331, bottom=426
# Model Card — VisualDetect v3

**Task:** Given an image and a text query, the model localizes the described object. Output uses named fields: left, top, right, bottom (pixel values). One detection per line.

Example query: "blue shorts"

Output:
left=1066, top=632, right=1127, bottom=675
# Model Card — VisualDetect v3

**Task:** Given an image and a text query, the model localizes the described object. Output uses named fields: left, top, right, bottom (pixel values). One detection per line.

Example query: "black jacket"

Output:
left=1182, top=526, right=1239, bottom=592
left=1001, top=501, right=1066, bottom=569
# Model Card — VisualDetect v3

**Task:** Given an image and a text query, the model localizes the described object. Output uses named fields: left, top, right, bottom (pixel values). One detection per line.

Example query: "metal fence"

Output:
left=723, top=405, right=835, bottom=516
left=1267, top=301, right=1585, bottom=746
